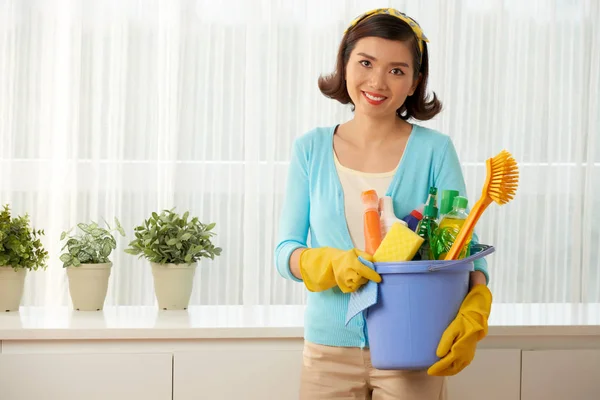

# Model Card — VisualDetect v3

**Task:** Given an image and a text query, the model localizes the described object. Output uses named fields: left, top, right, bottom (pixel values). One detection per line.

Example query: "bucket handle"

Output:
left=427, top=244, right=495, bottom=272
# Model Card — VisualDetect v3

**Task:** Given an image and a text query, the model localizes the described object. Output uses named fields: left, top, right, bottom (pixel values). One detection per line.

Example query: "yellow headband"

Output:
left=344, top=8, right=429, bottom=63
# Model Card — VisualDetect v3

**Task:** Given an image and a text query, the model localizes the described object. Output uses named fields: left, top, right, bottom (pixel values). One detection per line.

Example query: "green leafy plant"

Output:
left=125, top=209, right=222, bottom=264
left=59, top=218, right=126, bottom=268
left=0, top=204, right=49, bottom=271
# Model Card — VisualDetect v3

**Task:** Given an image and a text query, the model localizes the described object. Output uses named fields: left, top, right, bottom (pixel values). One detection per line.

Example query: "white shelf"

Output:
left=0, top=303, right=598, bottom=341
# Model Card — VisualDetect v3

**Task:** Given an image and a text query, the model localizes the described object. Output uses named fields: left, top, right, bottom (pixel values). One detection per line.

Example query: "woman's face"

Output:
left=345, top=36, right=419, bottom=119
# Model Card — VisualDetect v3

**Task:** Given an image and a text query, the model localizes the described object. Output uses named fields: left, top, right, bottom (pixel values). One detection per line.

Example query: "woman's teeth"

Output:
left=364, top=93, right=385, bottom=101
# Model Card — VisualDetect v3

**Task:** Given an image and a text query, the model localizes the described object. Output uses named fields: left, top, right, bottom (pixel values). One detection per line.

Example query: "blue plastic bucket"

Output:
left=366, top=244, right=495, bottom=370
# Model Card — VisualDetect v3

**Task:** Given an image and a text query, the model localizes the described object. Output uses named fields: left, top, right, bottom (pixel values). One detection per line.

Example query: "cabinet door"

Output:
left=521, top=350, right=600, bottom=400
left=174, top=347, right=302, bottom=400
left=0, top=353, right=172, bottom=400
left=447, top=349, right=521, bottom=400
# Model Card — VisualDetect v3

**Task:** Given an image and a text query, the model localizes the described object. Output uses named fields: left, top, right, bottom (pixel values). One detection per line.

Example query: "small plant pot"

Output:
left=67, top=263, right=112, bottom=311
left=0, top=266, right=27, bottom=312
left=150, top=262, right=197, bottom=310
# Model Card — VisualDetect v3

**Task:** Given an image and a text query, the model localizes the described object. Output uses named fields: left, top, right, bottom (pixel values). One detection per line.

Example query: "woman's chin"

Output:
left=356, top=104, right=396, bottom=119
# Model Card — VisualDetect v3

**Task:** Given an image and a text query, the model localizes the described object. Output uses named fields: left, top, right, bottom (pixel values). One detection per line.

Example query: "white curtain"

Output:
left=0, top=0, right=598, bottom=307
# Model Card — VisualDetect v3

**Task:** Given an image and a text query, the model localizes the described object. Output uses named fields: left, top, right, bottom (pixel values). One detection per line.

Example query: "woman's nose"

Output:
left=368, top=69, right=387, bottom=90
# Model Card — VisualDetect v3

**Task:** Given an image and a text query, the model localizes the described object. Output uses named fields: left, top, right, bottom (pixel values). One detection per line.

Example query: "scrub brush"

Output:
left=444, top=150, right=519, bottom=260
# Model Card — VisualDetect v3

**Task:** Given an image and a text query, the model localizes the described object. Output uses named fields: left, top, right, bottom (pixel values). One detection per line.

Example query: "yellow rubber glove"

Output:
left=299, top=247, right=381, bottom=293
left=427, top=284, right=492, bottom=376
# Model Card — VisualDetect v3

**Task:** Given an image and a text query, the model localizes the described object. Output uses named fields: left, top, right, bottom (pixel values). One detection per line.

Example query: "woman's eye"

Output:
left=360, top=60, right=371, bottom=67
left=391, top=68, right=404, bottom=76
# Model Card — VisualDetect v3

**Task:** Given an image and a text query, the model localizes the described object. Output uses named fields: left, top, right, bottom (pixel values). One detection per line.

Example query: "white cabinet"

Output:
left=0, top=353, right=173, bottom=400
left=173, top=347, right=303, bottom=400
left=521, top=350, right=600, bottom=400
left=171, top=346, right=523, bottom=400
left=0, top=333, right=598, bottom=400
left=447, top=349, right=521, bottom=400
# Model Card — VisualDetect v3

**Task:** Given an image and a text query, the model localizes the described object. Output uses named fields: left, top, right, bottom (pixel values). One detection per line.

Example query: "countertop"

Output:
left=0, top=303, right=598, bottom=340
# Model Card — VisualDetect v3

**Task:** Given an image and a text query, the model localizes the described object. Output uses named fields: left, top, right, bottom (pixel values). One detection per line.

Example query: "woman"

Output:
left=274, top=8, right=492, bottom=399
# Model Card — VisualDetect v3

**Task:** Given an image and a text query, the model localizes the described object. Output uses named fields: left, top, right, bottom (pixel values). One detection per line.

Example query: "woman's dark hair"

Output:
left=318, top=14, right=442, bottom=121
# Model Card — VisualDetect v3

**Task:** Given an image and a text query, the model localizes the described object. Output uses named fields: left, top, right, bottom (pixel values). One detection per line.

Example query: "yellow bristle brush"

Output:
left=445, top=150, right=519, bottom=260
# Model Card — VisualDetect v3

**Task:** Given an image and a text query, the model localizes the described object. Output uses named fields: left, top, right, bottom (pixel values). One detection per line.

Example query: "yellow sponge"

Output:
left=374, top=222, right=424, bottom=262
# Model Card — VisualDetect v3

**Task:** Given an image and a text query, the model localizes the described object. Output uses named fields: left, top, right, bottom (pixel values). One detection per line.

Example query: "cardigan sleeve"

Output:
left=434, top=137, right=490, bottom=283
left=273, top=138, right=310, bottom=282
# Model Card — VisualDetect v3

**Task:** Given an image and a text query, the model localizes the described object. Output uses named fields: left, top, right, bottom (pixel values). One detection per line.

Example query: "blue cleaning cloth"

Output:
left=345, top=256, right=379, bottom=325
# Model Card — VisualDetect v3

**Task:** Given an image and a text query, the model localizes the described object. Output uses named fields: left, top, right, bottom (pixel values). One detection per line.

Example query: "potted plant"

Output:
left=60, top=218, right=125, bottom=311
left=0, top=204, right=49, bottom=312
left=125, top=209, right=222, bottom=310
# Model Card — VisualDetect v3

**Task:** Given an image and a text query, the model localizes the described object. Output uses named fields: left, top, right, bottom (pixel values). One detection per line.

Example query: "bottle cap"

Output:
left=410, top=209, right=423, bottom=220
left=440, top=190, right=459, bottom=215
left=361, top=190, right=379, bottom=210
left=453, top=196, right=468, bottom=209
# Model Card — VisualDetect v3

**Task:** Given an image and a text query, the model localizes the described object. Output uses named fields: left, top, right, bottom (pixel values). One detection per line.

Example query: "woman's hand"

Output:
left=427, top=284, right=492, bottom=376
left=293, top=247, right=381, bottom=293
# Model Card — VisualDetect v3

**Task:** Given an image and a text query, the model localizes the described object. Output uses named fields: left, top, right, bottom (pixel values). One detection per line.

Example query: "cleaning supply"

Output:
left=445, top=150, right=519, bottom=260
left=427, top=284, right=493, bottom=376
left=373, top=222, right=424, bottom=262
left=439, top=189, right=459, bottom=220
left=299, top=247, right=381, bottom=293
left=379, top=196, right=407, bottom=238
left=431, top=196, right=471, bottom=260
left=355, top=244, right=496, bottom=370
left=362, top=190, right=382, bottom=255
left=415, top=187, right=438, bottom=260
left=402, top=207, right=423, bottom=231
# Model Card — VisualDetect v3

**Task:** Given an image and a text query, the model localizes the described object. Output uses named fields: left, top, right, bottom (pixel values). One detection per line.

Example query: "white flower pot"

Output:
left=67, top=263, right=112, bottom=311
left=150, top=262, right=197, bottom=310
left=0, top=266, right=27, bottom=312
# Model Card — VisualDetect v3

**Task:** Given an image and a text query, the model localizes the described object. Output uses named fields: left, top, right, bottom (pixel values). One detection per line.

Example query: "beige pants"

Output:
left=300, top=341, right=447, bottom=400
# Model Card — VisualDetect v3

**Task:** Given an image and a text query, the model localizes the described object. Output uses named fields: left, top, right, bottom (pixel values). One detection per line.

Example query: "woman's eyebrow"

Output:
left=356, top=52, right=409, bottom=68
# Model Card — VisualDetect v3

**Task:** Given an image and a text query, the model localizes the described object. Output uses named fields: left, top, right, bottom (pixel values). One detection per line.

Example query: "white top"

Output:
left=333, top=151, right=397, bottom=251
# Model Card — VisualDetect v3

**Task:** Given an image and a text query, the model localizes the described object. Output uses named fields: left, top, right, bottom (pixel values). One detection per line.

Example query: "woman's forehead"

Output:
left=352, top=37, right=413, bottom=61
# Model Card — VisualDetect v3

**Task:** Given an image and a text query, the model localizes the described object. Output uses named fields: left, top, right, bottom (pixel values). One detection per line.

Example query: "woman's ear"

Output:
left=409, top=73, right=422, bottom=96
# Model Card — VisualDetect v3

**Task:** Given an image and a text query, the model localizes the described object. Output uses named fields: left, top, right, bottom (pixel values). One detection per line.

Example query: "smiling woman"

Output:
left=274, top=7, right=491, bottom=400
left=318, top=12, right=442, bottom=121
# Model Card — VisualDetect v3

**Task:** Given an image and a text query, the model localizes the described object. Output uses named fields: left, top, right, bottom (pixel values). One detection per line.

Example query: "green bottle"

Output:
left=439, top=190, right=459, bottom=221
left=415, top=187, right=438, bottom=260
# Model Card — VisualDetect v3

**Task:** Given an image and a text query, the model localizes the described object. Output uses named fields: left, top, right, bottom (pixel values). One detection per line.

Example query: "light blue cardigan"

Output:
left=274, top=124, right=488, bottom=348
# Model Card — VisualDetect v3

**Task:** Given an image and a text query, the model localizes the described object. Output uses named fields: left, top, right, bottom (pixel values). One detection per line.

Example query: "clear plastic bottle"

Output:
left=431, top=196, right=472, bottom=260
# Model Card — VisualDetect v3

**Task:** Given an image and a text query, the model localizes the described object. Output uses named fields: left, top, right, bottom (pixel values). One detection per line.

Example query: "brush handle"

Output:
left=444, top=195, right=493, bottom=260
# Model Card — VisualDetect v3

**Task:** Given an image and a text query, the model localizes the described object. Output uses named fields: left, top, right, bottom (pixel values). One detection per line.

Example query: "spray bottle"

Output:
left=379, top=196, right=407, bottom=239
left=415, top=187, right=439, bottom=260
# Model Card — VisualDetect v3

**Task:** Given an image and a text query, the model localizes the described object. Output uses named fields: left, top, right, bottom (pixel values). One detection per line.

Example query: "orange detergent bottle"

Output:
left=361, top=190, right=382, bottom=255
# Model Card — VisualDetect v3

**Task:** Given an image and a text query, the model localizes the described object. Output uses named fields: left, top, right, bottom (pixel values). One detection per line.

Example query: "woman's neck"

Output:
left=344, top=113, right=410, bottom=148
